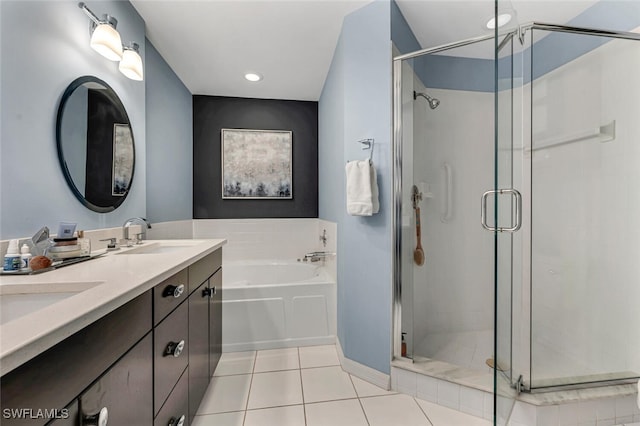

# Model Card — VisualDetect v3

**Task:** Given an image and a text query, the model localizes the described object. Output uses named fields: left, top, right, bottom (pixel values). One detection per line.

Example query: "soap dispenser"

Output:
left=401, top=332, right=407, bottom=357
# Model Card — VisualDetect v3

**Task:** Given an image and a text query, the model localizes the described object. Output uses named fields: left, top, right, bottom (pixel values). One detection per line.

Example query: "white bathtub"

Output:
left=222, top=260, right=337, bottom=352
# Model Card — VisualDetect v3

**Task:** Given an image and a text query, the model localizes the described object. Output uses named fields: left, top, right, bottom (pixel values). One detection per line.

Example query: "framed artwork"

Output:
left=112, top=123, right=134, bottom=196
left=221, top=128, right=293, bottom=199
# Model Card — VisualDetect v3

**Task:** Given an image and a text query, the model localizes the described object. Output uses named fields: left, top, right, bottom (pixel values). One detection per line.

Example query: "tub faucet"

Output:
left=123, top=217, right=152, bottom=241
left=302, top=251, right=336, bottom=262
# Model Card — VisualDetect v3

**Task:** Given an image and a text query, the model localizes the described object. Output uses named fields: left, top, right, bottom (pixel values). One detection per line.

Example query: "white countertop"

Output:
left=0, top=239, right=226, bottom=376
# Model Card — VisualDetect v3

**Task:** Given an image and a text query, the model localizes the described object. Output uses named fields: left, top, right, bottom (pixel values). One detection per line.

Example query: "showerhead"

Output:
left=413, top=91, right=440, bottom=110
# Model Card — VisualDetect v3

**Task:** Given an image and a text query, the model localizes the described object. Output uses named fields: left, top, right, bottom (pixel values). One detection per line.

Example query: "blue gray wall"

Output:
left=145, top=40, right=193, bottom=223
left=0, top=1, right=146, bottom=239
left=398, top=1, right=640, bottom=93
left=319, top=0, right=393, bottom=375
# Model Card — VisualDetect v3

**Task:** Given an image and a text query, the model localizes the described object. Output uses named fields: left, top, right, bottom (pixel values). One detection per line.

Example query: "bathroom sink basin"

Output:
left=117, top=241, right=202, bottom=255
left=0, top=281, right=103, bottom=325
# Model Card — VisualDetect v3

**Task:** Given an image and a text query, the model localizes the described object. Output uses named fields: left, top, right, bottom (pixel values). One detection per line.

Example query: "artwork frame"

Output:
left=221, top=128, right=293, bottom=199
left=112, top=123, right=134, bottom=196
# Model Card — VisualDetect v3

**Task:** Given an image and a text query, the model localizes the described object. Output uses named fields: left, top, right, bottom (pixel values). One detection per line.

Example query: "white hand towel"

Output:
left=370, top=161, right=380, bottom=214
left=346, top=160, right=379, bottom=216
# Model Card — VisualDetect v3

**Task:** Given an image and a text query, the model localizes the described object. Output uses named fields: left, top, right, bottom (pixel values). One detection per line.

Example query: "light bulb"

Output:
left=90, top=23, right=123, bottom=61
left=119, top=45, right=143, bottom=81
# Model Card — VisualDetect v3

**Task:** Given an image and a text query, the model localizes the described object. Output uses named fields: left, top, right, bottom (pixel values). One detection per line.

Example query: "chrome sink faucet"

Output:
left=123, top=217, right=152, bottom=242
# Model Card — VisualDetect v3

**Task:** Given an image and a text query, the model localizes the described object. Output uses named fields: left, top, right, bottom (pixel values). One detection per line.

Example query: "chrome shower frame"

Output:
left=391, top=22, right=640, bottom=388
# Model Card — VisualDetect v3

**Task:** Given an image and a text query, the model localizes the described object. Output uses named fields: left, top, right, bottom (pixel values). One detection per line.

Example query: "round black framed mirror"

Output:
left=56, top=76, right=135, bottom=213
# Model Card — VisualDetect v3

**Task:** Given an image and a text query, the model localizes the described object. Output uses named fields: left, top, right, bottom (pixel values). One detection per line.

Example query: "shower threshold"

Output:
left=392, top=355, right=638, bottom=409
left=392, top=355, right=493, bottom=393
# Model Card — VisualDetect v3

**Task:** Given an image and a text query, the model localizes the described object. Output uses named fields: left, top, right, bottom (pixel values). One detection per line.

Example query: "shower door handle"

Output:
left=481, top=189, right=522, bottom=233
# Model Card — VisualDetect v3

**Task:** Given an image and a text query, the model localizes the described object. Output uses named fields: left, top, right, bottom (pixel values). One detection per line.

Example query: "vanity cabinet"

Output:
left=209, top=269, right=223, bottom=375
left=79, top=333, right=153, bottom=425
left=0, top=291, right=152, bottom=426
left=153, top=300, right=189, bottom=415
left=188, top=281, right=210, bottom=424
left=187, top=252, right=222, bottom=423
left=153, top=368, right=189, bottom=426
left=0, top=247, right=222, bottom=426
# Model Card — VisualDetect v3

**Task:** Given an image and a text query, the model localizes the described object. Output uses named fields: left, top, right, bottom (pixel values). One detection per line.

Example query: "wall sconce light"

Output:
left=78, top=2, right=144, bottom=81
left=119, top=43, right=144, bottom=81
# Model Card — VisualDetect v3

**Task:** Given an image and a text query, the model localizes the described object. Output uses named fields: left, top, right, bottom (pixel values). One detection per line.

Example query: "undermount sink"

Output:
left=0, top=281, right=103, bottom=326
left=117, top=241, right=202, bottom=255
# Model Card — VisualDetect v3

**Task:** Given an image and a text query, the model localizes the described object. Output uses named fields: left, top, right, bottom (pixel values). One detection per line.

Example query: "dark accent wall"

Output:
left=193, top=96, right=318, bottom=218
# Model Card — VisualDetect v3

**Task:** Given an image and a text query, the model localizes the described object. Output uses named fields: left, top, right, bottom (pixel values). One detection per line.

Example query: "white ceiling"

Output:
left=131, top=0, right=600, bottom=101
left=131, top=0, right=371, bottom=101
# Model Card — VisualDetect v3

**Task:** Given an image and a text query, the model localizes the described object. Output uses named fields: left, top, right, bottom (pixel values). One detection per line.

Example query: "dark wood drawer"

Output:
left=0, top=291, right=152, bottom=426
left=154, top=367, right=189, bottom=426
left=80, top=333, right=153, bottom=425
left=47, top=400, right=78, bottom=425
left=154, top=268, right=189, bottom=325
left=154, top=300, right=189, bottom=415
left=188, top=250, right=221, bottom=294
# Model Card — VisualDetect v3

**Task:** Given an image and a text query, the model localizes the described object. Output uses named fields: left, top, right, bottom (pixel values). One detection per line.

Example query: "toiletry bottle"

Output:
left=78, top=230, right=91, bottom=256
left=401, top=332, right=407, bottom=357
left=20, top=244, right=32, bottom=272
left=3, top=239, right=21, bottom=272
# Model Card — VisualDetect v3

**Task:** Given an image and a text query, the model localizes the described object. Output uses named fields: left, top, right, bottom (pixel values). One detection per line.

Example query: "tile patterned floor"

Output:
left=192, top=345, right=491, bottom=426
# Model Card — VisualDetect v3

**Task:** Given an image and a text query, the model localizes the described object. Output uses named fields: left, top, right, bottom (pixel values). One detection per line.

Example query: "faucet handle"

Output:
left=134, top=233, right=144, bottom=245
left=100, top=238, right=119, bottom=251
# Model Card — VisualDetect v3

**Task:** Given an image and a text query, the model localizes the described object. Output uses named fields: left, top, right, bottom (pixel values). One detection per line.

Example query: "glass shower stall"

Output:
left=392, top=17, right=640, bottom=424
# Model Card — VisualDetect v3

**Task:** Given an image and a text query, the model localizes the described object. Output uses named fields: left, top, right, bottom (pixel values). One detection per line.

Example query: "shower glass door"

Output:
left=494, top=22, right=527, bottom=425
left=398, top=39, right=497, bottom=377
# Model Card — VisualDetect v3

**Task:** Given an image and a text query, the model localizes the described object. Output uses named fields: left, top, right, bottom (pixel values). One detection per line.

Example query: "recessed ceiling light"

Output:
left=244, top=73, right=262, bottom=82
left=486, top=13, right=512, bottom=29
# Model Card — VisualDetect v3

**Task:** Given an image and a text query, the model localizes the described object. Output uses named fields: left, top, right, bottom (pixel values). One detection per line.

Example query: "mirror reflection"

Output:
left=56, top=76, right=135, bottom=212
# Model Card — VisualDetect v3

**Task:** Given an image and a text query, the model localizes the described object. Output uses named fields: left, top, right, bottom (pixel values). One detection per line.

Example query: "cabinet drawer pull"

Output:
left=83, top=407, right=108, bottom=426
left=164, top=340, right=185, bottom=357
left=168, top=414, right=185, bottom=426
left=202, top=286, right=216, bottom=298
left=162, top=284, right=185, bottom=299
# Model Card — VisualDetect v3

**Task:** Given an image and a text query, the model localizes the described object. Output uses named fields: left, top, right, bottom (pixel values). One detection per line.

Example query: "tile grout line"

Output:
left=348, top=373, right=371, bottom=426
left=413, top=396, right=435, bottom=426
left=298, top=347, right=308, bottom=425
left=241, top=350, right=259, bottom=426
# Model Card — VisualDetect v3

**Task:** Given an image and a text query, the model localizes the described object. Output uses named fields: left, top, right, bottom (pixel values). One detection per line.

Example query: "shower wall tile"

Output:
left=483, top=392, right=494, bottom=421
left=615, top=396, right=638, bottom=420
left=436, top=380, right=460, bottom=410
left=510, top=401, right=537, bottom=426
left=416, top=374, right=438, bottom=402
left=536, top=404, right=558, bottom=425
left=393, top=367, right=417, bottom=396
left=579, top=400, right=599, bottom=424
left=615, top=415, right=634, bottom=424
left=595, top=399, right=617, bottom=423
left=459, top=386, right=486, bottom=418
left=558, top=402, right=580, bottom=425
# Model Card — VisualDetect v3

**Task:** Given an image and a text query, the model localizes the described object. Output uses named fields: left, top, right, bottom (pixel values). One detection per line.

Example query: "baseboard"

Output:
left=223, top=336, right=336, bottom=353
left=336, top=338, right=391, bottom=390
